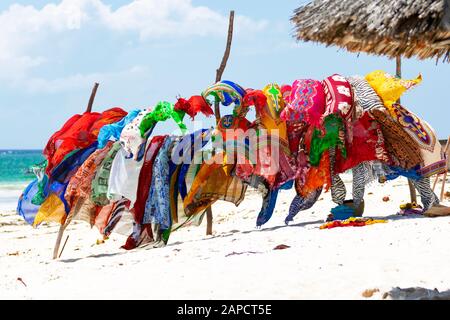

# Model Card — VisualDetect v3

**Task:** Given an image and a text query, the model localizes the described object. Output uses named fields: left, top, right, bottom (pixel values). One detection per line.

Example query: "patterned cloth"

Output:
left=389, top=103, right=446, bottom=177
left=139, top=101, right=188, bottom=138
left=119, top=108, right=152, bottom=160
left=323, top=74, right=354, bottom=120
left=132, top=135, right=167, bottom=226
left=143, top=137, right=175, bottom=229
left=285, top=187, right=322, bottom=224
left=184, top=153, right=247, bottom=217
left=320, top=217, right=387, bottom=229
left=370, top=107, right=423, bottom=169
left=97, top=109, right=140, bottom=149
left=280, top=79, right=325, bottom=127
left=91, top=141, right=122, bottom=206
left=202, top=80, right=246, bottom=116
left=64, top=142, right=114, bottom=226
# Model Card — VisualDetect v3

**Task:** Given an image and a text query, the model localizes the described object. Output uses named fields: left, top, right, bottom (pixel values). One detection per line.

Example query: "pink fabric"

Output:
left=280, top=79, right=325, bottom=127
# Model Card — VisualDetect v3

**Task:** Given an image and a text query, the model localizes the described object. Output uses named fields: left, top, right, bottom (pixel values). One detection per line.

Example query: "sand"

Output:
left=1, top=177, right=450, bottom=300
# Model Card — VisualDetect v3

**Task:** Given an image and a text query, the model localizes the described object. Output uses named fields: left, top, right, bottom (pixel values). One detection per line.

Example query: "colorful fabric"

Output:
left=174, top=95, right=214, bottom=119
left=285, top=187, right=322, bottom=224
left=132, top=135, right=167, bottom=226
left=297, top=144, right=331, bottom=197
left=107, top=147, right=144, bottom=207
left=43, top=114, right=82, bottom=168
left=202, top=80, right=246, bottom=116
left=45, top=112, right=100, bottom=174
left=323, top=74, right=354, bottom=120
left=320, top=217, right=387, bottom=229
left=329, top=205, right=355, bottom=221
left=173, top=128, right=212, bottom=200
left=139, top=101, right=188, bottom=138
left=45, top=108, right=126, bottom=175
left=334, top=112, right=389, bottom=174
left=89, top=108, right=128, bottom=137
left=365, top=70, right=422, bottom=114
left=346, top=76, right=382, bottom=114
left=280, top=79, right=325, bottom=127
left=389, top=103, right=445, bottom=177
left=184, top=153, right=247, bottom=217
left=64, top=142, right=113, bottom=226
left=119, top=108, right=152, bottom=160
left=91, top=141, right=122, bottom=206
left=32, top=144, right=99, bottom=226
left=370, top=107, right=423, bottom=169
left=256, top=180, right=293, bottom=227
left=143, top=137, right=175, bottom=230
left=97, top=109, right=140, bottom=149
left=17, top=179, right=41, bottom=225
left=309, top=113, right=347, bottom=166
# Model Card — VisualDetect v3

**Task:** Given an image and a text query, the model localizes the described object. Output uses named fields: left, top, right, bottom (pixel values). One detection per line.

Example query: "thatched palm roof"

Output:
left=292, top=0, right=450, bottom=61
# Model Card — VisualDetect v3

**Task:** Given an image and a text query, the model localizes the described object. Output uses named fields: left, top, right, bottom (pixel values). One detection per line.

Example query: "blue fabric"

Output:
left=221, top=80, right=246, bottom=106
left=98, top=109, right=140, bottom=149
left=143, top=137, right=173, bottom=229
left=285, top=187, right=323, bottom=225
left=46, top=143, right=98, bottom=213
left=50, top=143, right=98, bottom=184
left=255, top=180, right=293, bottom=227
left=385, top=165, right=421, bottom=181
left=330, top=205, right=355, bottom=220
left=175, top=128, right=211, bottom=200
left=256, top=188, right=279, bottom=227
left=17, top=179, right=41, bottom=225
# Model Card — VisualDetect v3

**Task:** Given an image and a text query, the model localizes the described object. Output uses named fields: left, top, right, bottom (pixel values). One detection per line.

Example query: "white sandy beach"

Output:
left=1, top=177, right=450, bottom=300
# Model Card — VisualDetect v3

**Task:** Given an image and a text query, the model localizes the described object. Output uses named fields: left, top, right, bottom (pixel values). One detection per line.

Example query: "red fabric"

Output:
left=45, top=108, right=127, bottom=175
left=43, top=114, right=82, bottom=161
left=174, top=95, right=214, bottom=119
left=90, top=107, right=127, bottom=136
left=334, top=113, right=388, bottom=174
left=321, top=220, right=367, bottom=229
left=131, top=135, right=166, bottom=225
left=242, top=89, right=267, bottom=114
left=46, top=112, right=101, bottom=174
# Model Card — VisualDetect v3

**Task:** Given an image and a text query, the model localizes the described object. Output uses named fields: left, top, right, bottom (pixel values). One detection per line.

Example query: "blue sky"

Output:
left=0, top=0, right=448, bottom=149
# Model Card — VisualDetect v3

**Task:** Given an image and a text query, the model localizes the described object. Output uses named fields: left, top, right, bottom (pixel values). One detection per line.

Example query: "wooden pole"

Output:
left=214, top=10, right=235, bottom=124
left=52, top=82, right=100, bottom=259
left=206, top=10, right=235, bottom=236
left=440, top=136, right=450, bottom=201
left=86, top=82, right=99, bottom=113
left=396, top=56, right=417, bottom=204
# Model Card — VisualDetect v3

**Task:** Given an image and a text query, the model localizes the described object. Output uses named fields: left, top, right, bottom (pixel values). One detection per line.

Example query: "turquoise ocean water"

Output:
left=0, top=150, right=44, bottom=210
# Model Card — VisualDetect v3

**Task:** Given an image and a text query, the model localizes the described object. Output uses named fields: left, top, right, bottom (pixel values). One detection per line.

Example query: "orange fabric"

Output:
left=297, top=150, right=331, bottom=197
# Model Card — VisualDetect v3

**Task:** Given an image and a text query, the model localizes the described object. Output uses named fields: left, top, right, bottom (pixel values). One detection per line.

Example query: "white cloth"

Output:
left=119, top=108, right=151, bottom=160
left=107, top=148, right=143, bottom=207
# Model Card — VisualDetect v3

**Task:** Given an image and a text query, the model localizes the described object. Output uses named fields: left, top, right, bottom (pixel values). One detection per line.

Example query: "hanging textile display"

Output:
left=16, top=69, right=446, bottom=256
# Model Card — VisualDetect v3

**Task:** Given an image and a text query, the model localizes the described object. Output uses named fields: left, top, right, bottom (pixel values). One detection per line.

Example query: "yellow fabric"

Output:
left=365, top=70, right=422, bottom=115
left=33, top=194, right=66, bottom=227
left=261, top=83, right=287, bottom=136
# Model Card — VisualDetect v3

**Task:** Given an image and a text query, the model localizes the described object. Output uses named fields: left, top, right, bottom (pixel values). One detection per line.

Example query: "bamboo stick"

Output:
left=52, top=82, right=100, bottom=259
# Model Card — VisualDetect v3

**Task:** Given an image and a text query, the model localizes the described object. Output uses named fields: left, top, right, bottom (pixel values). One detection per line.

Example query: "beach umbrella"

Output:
left=291, top=0, right=450, bottom=203
left=292, top=0, right=450, bottom=62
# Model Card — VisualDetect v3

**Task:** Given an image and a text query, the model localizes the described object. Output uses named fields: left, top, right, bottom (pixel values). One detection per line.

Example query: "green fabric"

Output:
left=91, top=142, right=122, bottom=206
left=30, top=160, right=48, bottom=206
left=139, top=101, right=187, bottom=137
left=309, top=114, right=347, bottom=166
